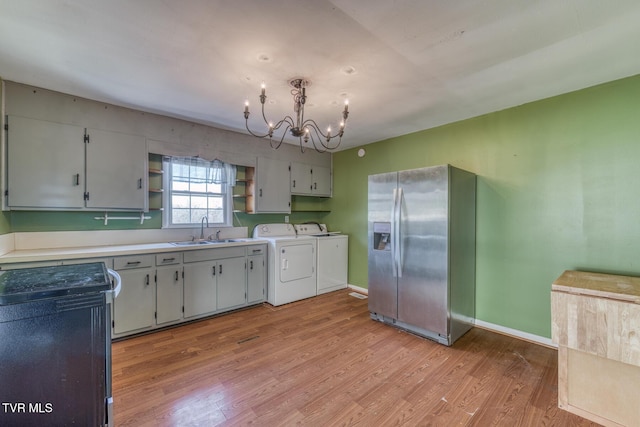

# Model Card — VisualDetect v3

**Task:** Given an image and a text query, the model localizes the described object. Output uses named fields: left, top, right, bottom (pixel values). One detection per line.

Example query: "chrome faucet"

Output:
left=200, top=216, right=209, bottom=240
left=216, top=229, right=221, bottom=241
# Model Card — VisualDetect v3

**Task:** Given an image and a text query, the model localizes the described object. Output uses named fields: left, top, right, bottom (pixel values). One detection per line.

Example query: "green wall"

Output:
left=327, top=73, right=640, bottom=339
left=4, top=196, right=328, bottom=233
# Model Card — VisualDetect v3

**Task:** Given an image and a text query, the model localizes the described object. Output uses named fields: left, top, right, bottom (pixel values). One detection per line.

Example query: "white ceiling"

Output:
left=1, top=0, right=640, bottom=151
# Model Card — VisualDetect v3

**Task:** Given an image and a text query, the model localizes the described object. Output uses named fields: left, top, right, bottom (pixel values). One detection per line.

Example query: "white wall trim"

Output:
left=348, top=284, right=368, bottom=295
left=474, top=319, right=556, bottom=349
left=352, top=283, right=554, bottom=349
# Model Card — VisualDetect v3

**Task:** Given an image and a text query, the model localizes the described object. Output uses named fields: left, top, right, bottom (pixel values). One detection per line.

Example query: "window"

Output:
left=163, top=157, right=236, bottom=228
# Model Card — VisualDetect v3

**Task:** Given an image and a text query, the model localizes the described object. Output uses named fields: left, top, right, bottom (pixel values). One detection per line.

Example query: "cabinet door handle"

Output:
left=175, top=271, right=179, bottom=281
left=219, top=264, right=222, bottom=275
left=250, top=260, right=254, bottom=270
left=138, top=178, right=143, bottom=189
left=162, top=257, right=176, bottom=263
left=145, top=274, right=150, bottom=286
left=74, top=173, right=80, bottom=186
left=212, top=266, right=216, bottom=276
left=293, top=179, right=296, bottom=188
left=126, top=261, right=141, bottom=266
left=314, top=182, right=317, bottom=190
left=259, top=188, right=263, bottom=197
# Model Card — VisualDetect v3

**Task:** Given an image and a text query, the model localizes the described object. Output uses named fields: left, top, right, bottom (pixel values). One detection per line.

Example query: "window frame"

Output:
left=162, top=157, right=233, bottom=229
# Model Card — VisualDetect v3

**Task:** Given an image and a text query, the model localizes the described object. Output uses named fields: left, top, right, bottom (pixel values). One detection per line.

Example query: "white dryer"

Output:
left=294, top=223, right=348, bottom=295
left=253, top=223, right=317, bottom=306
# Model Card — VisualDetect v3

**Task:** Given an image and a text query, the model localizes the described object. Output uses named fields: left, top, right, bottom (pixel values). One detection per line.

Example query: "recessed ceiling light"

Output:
left=257, top=53, right=271, bottom=62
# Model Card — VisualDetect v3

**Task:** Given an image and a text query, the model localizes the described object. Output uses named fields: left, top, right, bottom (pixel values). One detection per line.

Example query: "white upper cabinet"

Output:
left=5, top=116, right=148, bottom=211
left=85, top=128, right=147, bottom=211
left=290, top=162, right=313, bottom=195
left=311, top=165, right=331, bottom=197
left=290, top=162, right=331, bottom=197
left=254, top=157, right=291, bottom=213
left=7, top=116, right=85, bottom=209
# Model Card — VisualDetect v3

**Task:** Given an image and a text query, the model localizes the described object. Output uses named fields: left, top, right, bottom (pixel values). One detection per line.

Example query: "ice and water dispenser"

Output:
left=373, top=222, right=391, bottom=251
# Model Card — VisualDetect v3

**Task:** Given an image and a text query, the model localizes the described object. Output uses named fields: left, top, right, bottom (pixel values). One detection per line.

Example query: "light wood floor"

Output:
left=112, top=289, right=597, bottom=426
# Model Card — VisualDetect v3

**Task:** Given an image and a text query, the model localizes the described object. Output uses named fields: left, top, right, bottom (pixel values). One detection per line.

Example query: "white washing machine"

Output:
left=294, top=223, right=348, bottom=295
left=253, top=223, right=317, bottom=306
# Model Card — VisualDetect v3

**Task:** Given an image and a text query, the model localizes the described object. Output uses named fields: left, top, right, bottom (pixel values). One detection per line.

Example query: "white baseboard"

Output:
left=474, top=319, right=556, bottom=348
left=350, top=284, right=554, bottom=349
left=347, top=284, right=368, bottom=295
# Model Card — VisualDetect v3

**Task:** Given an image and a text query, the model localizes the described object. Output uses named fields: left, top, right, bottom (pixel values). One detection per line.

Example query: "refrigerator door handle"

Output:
left=396, top=187, right=403, bottom=278
left=391, top=188, right=398, bottom=278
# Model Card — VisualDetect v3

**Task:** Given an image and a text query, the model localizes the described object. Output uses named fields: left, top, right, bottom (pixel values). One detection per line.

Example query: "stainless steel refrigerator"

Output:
left=368, top=164, right=476, bottom=346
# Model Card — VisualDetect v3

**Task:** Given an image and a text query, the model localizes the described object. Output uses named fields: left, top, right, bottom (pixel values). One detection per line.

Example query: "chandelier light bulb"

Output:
left=243, top=100, right=250, bottom=119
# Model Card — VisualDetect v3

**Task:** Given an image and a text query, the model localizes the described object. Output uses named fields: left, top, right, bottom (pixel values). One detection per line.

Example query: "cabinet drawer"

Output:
left=156, top=252, right=182, bottom=266
left=113, top=254, right=154, bottom=270
left=247, top=245, right=266, bottom=256
left=183, top=246, right=246, bottom=263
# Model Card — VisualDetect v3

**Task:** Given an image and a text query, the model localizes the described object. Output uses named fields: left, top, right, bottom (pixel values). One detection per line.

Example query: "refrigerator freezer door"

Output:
left=368, top=171, right=398, bottom=319
left=397, top=165, right=449, bottom=337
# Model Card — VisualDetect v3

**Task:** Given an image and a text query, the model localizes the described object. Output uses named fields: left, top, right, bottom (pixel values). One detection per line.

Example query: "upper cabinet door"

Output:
left=290, top=162, right=332, bottom=197
left=311, top=165, right=331, bottom=197
left=85, top=128, right=147, bottom=211
left=255, top=157, right=291, bottom=213
left=7, top=115, right=85, bottom=209
left=290, top=162, right=312, bottom=195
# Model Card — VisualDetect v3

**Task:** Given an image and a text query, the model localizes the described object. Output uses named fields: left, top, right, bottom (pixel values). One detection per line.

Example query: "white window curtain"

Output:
left=169, top=157, right=236, bottom=184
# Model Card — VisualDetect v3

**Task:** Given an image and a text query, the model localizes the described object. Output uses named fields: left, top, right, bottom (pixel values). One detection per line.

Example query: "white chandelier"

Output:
left=243, top=78, right=349, bottom=153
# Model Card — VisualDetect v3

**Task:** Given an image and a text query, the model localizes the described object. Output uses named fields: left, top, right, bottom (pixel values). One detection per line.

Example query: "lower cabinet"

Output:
left=217, top=256, right=248, bottom=310
left=182, top=244, right=267, bottom=321
left=112, top=255, right=156, bottom=337
left=183, top=261, right=217, bottom=318
left=105, top=244, right=268, bottom=339
left=155, top=257, right=183, bottom=325
left=247, top=246, right=266, bottom=304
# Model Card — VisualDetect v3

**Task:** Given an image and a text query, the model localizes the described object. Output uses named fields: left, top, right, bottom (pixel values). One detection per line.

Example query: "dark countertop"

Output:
left=0, top=262, right=111, bottom=305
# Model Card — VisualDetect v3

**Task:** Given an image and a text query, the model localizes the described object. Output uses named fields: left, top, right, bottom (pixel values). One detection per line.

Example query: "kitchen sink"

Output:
left=170, top=240, right=215, bottom=246
left=170, top=239, right=247, bottom=246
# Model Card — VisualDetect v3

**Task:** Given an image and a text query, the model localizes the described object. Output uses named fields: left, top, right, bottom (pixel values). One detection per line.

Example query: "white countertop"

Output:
left=0, top=229, right=267, bottom=265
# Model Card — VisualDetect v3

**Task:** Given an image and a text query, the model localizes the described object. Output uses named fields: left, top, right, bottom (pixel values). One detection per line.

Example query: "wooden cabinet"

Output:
left=5, top=116, right=148, bottom=211
left=155, top=252, right=183, bottom=325
left=290, top=162, right=331, bottom=197
left=551, top=270, right=640, bottom=427
left=85, top=128, right=147, bottom=211
left=6, top=115, right=85, bottom=209
left=254, top=157, right=291, bottom=213
left=247, top=245, right=266, bottom=304
left=112, top=255, right=155, bottom=337
left=233, top=166, right=255, bottom=214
